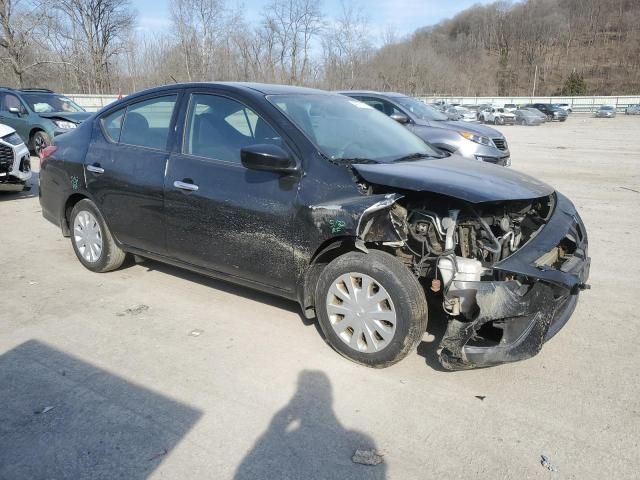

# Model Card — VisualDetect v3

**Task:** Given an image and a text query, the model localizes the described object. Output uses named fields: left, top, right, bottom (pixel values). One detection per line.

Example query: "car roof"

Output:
left=121, top=82, right=330, bottom=102
left=336, top=90, right=408, bottom=98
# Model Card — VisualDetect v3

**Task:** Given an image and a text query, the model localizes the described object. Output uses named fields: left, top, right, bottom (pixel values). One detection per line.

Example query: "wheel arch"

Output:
left=298, top=236, right=359, bottom=318
left=62, top=193, right=90, bottom=236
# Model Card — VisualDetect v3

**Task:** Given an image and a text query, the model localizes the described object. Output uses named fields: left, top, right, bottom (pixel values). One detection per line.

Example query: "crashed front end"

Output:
left=355, top=190, right=590, bottom=370
left=434, top=193, right=590, bottom=369
left=417, top=193, right=590, bottom=369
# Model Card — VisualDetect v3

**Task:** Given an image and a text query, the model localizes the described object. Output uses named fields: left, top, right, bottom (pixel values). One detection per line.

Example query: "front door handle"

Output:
left=173, top=180, right=199, bottom=192
left=87, top=164, right=104, bottom=174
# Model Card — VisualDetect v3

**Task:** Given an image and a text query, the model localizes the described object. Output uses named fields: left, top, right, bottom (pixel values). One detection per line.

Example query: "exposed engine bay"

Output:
left=401, top=195, right=554, bottom=318
left=348, top=189, right=589, bottom=370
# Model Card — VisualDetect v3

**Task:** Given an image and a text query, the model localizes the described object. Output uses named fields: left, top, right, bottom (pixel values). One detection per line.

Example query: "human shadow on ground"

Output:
left=233, top=370, right=386, bottom=480
left=0, top=340, right=202, bottom=479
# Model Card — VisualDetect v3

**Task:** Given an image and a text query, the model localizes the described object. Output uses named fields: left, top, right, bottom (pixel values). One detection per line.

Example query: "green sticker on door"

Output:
left=329, top=219, right=346, bottom=234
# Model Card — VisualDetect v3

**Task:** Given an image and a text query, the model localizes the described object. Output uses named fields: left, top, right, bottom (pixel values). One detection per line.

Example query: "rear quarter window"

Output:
left=101, top=109, right=125, bottom=142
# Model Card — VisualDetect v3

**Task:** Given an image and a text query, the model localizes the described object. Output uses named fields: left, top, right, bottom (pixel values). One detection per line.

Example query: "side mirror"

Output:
left=390, top=113, right=409, bottom=124
left=8, top=106, right=22, bottom=116
left=241, top=144, right=298, bottom=174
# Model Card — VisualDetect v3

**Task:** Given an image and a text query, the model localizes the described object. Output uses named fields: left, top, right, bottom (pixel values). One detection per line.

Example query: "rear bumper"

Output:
left=438, top=193, right=590, bottom=370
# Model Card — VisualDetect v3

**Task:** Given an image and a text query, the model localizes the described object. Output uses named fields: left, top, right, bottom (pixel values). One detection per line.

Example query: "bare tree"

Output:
left=322, top=1, right=371, bottom=89
left=52, top=0, right=135, bottom=93
left=170, top=0, right=232, bottom=81
left=0, top=0, right=53, bottom=86
left=262, top=0, right=324, bottom=84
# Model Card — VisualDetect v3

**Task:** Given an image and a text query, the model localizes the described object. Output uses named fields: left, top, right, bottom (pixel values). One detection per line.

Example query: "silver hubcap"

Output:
left=73, top=211, right=103, bottom=263
left=326, top=272, right=397, bottom=353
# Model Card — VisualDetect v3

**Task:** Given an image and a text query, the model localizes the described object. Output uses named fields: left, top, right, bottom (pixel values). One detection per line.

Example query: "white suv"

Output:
left=479, top=106, right=516, bottom=125
left=0, top=124, right=31, bottom=191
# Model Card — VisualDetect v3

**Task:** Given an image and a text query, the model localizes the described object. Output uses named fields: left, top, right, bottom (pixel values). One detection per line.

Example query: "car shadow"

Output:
left=416, top=293, right=450, bottom=372
left=0, top=340, right=202, bottom=479
left=138, top=259, right=452, bottom=371
left=137, top=257, right=319, bottom=330
left=233, top=370, right=386, bottom=479
left=0, top=166, right=39, bottom=202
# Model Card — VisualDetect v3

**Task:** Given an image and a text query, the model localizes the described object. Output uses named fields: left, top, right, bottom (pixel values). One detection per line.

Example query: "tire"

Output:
left=315, top=250, right=428, bottom=368
left=31, top=130, right=51, bottom=156
left=70, top=199, right=126, bottom=273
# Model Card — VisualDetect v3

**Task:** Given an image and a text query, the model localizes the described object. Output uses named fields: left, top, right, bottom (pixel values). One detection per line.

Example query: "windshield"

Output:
left=518, top=110, right=534, bottom=117
left=22, top=93, right=85, bottom=113
left=269, top=94, right=442, bottom=163
left=504, top=104, right=516, bottom=108
left=600, top=106, right=614, bottom=110
left=394, top=97, right=449, bottom=121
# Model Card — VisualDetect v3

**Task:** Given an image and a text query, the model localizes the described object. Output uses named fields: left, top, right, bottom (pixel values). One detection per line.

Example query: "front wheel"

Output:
left=70, top=199, right=126, bottom=272
left=315, top=250, right=428, bottom=368
left=31, top=131, right=51, bottom=156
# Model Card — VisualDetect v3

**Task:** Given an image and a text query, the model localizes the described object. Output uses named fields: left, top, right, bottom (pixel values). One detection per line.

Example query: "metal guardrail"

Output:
left=416, top=95, right=640, bottom=113
left=64, top=94, right=120, bottom=112
left=63, top=93, right=640, bottom=113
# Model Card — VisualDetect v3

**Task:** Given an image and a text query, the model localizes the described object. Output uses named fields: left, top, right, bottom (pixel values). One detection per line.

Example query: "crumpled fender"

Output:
left=308, top=193, right=406, bottom=245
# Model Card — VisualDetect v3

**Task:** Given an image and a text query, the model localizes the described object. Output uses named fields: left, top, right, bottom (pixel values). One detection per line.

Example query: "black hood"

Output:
left=39, top=111, right=92, bottom=124
left=352, top=156, right=554, bottom=203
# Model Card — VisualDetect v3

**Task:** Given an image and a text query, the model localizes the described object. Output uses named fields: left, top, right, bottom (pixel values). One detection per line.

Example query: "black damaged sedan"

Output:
left=39, top=83, right=590, bottom=370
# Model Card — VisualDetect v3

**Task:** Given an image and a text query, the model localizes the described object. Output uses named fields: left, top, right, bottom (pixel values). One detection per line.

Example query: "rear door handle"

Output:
left=173, top=180, right=199, bottom=192
left=86, top=164, right=104, bottom=174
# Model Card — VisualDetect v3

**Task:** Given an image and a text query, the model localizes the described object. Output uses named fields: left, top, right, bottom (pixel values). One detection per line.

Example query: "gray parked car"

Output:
left=514, top=109, right=544, bottom=126
left=339, top=91, right=511, bottom=166
left=594, top=105, right=616, bottom=118
left=625, top=104, right=640, bottom=115
left=521, top=107, right=548, bottom=121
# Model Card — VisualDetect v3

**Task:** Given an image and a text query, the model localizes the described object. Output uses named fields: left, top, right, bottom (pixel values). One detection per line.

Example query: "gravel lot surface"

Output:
left=1, top=115, right=639, bottom=479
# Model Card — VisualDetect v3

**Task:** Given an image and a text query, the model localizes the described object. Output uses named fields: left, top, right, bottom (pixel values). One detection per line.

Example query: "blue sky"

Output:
left=135, top=0, right=496, bottom=40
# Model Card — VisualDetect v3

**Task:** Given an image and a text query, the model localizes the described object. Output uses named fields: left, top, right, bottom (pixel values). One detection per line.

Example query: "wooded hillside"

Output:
left=1, top=0, right=638, bottom=95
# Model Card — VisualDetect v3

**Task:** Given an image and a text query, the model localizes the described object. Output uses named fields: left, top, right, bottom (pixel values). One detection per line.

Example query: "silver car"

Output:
left=339, top=91, right=511, bottom=166
left=446, top=106, right=478, bottom=122
left=594, top=105, right=616, bottom=118
left=0, top=123, right=32, bottom=191
left=625, top=104, right=640, bottom=115
left=515, top=109, right=544, bottom=126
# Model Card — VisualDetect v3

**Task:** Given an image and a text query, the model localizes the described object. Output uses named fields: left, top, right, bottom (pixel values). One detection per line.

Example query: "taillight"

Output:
left=39, top=145, right=58, bottom=168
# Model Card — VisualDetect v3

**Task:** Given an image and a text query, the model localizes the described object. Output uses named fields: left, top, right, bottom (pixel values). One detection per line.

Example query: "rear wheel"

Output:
left=70, top=199, right=126, bottom=272
left=31, top=131, right=50, bottom=156
left=315, top=250, right=428, bottom=368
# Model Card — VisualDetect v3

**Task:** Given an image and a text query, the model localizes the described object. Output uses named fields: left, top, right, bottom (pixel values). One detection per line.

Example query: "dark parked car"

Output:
left=514, top=109, right=544, bottom=126
left=0, top=88, right=92, bottom=155
left=39, top=83, right=590, bottom=370
left=524, top=103, right=568, bottom=122
left=339, top=91, right=511, bottom=166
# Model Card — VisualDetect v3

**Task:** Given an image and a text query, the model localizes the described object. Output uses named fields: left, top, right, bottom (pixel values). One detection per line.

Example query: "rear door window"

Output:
left=119, top=96, right=177, bottom=150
